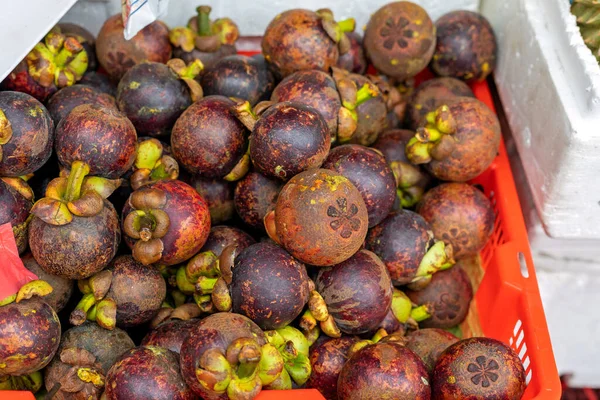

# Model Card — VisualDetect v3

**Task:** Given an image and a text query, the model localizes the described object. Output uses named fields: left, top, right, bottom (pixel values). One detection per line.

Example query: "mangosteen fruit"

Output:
left=264, top=326, right=312, bottom=386
left=180, top=312, right=285, bottom=399
left=406, top=328, right=459, bottom=374
left=371, top=129, right=432, bottom=208
left=407, top=77, right=474, bottom=129
left=142, top=319, right=198, bottom=355
left=0, top=281, right=60, bottom=377
left=0, top=91, right=54, bottom=177
left=367, top=73, right=413, bottom=130
left=366, top=210, right=454, bottom=287
left=170, top=6, right=239, bottom=70
left=306, top=336, right=357, bottom=399
left=262, top=9, right=355, bottom=77
left=55, top=23, right=98, bottom=71
left=200, top=225, right=256, bottom=257
left=47, top=84, right=117, bottom=125
left=209, top=242, right=310, bottom=330
left=55, top=104, right=137, bottom=179
left=264, top=169, right=368, bottom=267
left=323, top=144, right=396, bottom=227
left=189, top=176, right=235, bottom=225
left=105, top=346, right=194, bottom=400
left=406, top=265, right=473, bottom=329
left=234, top=171, right=282, bottom=231
left=337, top=342, right=431, bottom=399
left=22, top=253, right=74, bottom=312
left=417, top=182, right=495, bottom=259
left=70, top=255, right=166, bottom=330
left=79, top=71, right=117, bottom=96
left=0, top=177, right=34, bottom=254
left=337, top=32, right=367, bottom=74
left=44, top=322, right=134, bottom=400
left=171, top=95, right=249, bottom=180
left=122, top=179, right=211, bottom=266
left=236, top=101, right=330, bottom=181
left=117, top=59, right=203, bottom=136
left=364, top=1, right=436, bottom=80
left=1, top=32, right=88, bottom=101
left=431, top=11, right=497, bottom=81
left=96, top=15, right=171, bottom=81
left=406, top=97, right=501, bottom=182
left=201, top=55, right=275, bottom=106
left=313, top=250, right=392, bottom=336
left=432, top=337, right=526, bottom=399
left=28, top=161, right=121, bottom=279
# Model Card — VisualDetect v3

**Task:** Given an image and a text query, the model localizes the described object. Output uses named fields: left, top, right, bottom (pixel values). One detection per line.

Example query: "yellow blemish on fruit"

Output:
left=139, top=106, right=161, bottom=115
left=482, top=62, right=490, bottom=73
left=129, top=81, right=140, bottom=89
left=447, top=376, right=456, bottom=384
left=323, top=175, right=347, bottom=192
left=415, top=19, right=422, bottom=25
left=391, top=59, right=399, bottom=66
left=310, top=200, right=316, bottom=205
left=28, top=107, right=41, bottom=117
left=412, top=31, right=419, bottom=38
left=415, top=104, right=422, bottom=110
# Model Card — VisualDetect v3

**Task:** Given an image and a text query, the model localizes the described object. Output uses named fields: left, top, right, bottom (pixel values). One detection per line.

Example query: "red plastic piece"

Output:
left=0, top=223, right=37, bottom=300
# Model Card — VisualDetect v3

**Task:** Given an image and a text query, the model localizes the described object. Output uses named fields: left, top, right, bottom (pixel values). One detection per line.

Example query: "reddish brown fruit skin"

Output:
left=80, top=71, right=117, bottom=96
left=106, top=255, right=167, bottom=327
left=366, top=210, right=433, bottom=286
left=250, top=102, right=331, bottom=181
left=47, top=84, right=117, bottom=125
left=306, top=336, right=357, bottom=399
left=189, top=176, right=235, bottom=225
left=200, top=225, right=256, bottom=256
left=0, top=91, right=54, bottom=177
left=364, top=2, right=436, bottom=80
left=337, top=32, right=367, bottom=75
left=337, top=342, right=431, bottom=400
left=348, top=74, right=388, bottom=146
left=234, top=171, right=282, bottom=231
left=432, top=337, right=526, bottom=400
left=29, top=200, right=121, bottom=280
left=44, top=323, right=135, bottom=400
left=372, top=128, right=416, bottom=165
left=22, top=253, right=74, bottom=313
left=274, top=169, right=369, bottom=266
left=431, top=11, right=497, bottom=81
left=117, top=62, right=192, bottom=136
left=123, top=180, right=211, bottom=266
left=96, top=15, right=172, bottom=81
left=0, top=297, right=60, bottom=376
left=105, top=346, right=194, bottom=400
left=262, top=9, right=339, bottom=77
left=171, top=95, right=248, bottom=178
left=55, top=104, right=137, bottom=179
left=417, top=183, right=494, bottom=259
left=231, top=242, right=310, bottom=330
left=323, top=145, right=396, bottom=227
left=0, top=61, right=57, bottom=102
left=271, top=70, right=341, bottom=141
left=406, top=77, right=474, bottom=129
left=422, top=97, right=500, bottom=182
left=0, top=178, right=33, bottom=254
left=142, top=319, right=198, bottom=355
left=378, top=308, right=405, bottom=335
left=316, top=250, right=392, bottom=334
left=201, top=55, right=275, bottom=106
left=406, top=328, right=458, bottom=374
left=173, top=45, right=237, bottom=71
left=180, top=313, right=266, bottom=398
left=406, top=265, right=473, bottom=329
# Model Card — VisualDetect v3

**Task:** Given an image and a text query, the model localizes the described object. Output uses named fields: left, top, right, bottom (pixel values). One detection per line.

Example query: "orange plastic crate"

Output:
left=3, top=59, right=560, bottom=400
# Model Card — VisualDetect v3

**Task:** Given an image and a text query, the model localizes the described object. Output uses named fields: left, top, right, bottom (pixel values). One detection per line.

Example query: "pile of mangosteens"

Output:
left=0, top=2, right=528, bottom=400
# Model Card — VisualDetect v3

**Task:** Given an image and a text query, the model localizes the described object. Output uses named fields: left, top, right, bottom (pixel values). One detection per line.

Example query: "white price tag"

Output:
left=121, top=0, right=170, bottom=40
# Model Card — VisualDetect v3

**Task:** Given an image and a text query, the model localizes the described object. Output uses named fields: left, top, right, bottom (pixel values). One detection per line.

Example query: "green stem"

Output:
left=410, top=305, right=431, bottom=322
left=338, top=18, right=356, bottom=33
left=197, top=6, right=212, bottom=36
left=65, top=161, right=90, bottom=202
left=356, top=83, right=377, bottom=107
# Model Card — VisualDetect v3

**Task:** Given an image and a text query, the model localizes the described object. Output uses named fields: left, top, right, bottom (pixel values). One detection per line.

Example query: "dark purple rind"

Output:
left=306, top=336, right=357, bottom=400
left=47, top=84, right=117, bottom=125
left=234, top=171, right=282, bottom=231
left=200, top=225, right=256, bottom=257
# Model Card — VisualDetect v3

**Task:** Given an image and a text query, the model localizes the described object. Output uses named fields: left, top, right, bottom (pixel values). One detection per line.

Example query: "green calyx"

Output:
left=0, top=371, right=43, bottom=392
left=265, top=327, right=311, bottom=386
left=406, top=105, right=458, bottom=165
left=572, top=1, right=600, bottom=60
left=212, top=17, right=239, bottom=45
left=347, top=328, right=389, bottom=357
left=167, top=58, right=204, bottom=102
left=26, top=32, right=88, bottom=88
left=407, top=241, right=455, bottom=290
left=30, top=161, right=119, bottom=226
left=0, top=109, right=12, bottom=163
left=0, top=280, right=53, bottom=306
left=131, top=138, right=180, bottom=190
left=390, top=288, right=431, bottom=328
left=317, top=9, right=355, bottom=53
left=71, top=270, right=117, bottom=330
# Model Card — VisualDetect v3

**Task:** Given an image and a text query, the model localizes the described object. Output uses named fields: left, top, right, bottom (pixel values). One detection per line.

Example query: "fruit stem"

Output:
left=232, top=100, right=258, bottom=131
left=412, top=241, right=455, bottom=281
left=65, top=161, right=90, bottom=202
left=196, top=276, right=219, bottom=295
left=410, top=305, right=431, bottom=322
left=356, top=83, right=378, bottom=107
left=338, top=18, right=356, bottom=33
left=196, top=6, right=212, bottom=36
left=70, top=293, right=96, bottom=325
left=406, top=105, right=457, bottom=165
